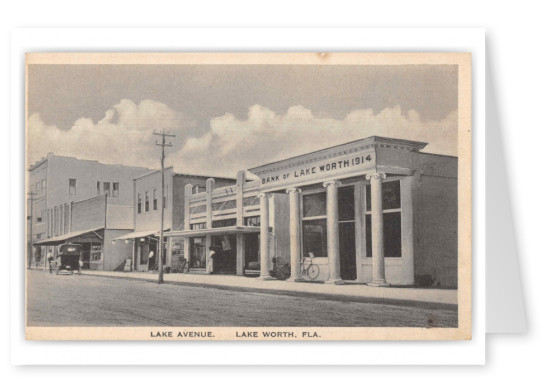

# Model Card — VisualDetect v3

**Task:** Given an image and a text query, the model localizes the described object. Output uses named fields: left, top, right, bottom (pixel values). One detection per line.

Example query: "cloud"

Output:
left=28, top=100, right=458, bottom=179
left=27, top=99, right=195, bottom=168
left=169, top=104, right=458, bottom=177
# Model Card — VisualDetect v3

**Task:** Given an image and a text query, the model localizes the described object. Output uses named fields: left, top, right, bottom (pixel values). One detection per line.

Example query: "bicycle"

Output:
left=300, top=256, right=320, bottom=280
left=176, top=256, right=189, bottom=273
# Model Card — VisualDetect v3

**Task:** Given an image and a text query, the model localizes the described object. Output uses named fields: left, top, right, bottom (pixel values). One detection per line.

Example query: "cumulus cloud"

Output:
left=27, top=99, right=194, bottom=168
left=28, top=100, right=457, bottom=179
left=169, top=104, right=458, bottom=177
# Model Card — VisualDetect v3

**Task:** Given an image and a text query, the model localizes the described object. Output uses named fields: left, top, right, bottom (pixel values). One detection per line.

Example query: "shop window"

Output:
left=69, top=178, right=76, bottom=195
left=145, top=191, right=150, bottom=212
left=113, top=182, right=119, bottom=198
left=137, top=193, right=142, bottom=214
left=303, top=192, right=327, bottom=217
left=190, top=237, right=206, bottom=268
left=302, top=219, right=328, bottom=257
left=191, top=222, right=206, bottom=230
left=153, top=189, right=158, bottom=210
left=244, top=216, right=260, bottom=227
left=103, top=182, right=110, bottom=197
left=212, top=218, right=236, bottom=228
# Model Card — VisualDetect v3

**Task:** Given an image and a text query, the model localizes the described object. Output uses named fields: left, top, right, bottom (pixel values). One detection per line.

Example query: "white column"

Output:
left=367, top=173, right=390, bottom=287
left=258, top=193, right=273, bottom=279
left=401, top=176, right=415, bottom=285
left=287, top=188, right=302, bottom=281
left=323, top=181, right=343, bottom=284
left=236, top=234, right=245, bottom=276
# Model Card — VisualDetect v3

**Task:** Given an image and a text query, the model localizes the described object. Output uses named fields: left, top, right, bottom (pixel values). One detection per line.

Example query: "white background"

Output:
left=2, top=0, right=548, bottom=389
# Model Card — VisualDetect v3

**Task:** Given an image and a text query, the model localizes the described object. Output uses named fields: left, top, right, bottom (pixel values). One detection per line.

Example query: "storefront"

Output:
left=248, top=136, right=458, bottom=287
left=34, top=226, right=105, bottom=270
left=113, top=229, right=162, bottom=272
left=165, top=172, right=283, bottom=276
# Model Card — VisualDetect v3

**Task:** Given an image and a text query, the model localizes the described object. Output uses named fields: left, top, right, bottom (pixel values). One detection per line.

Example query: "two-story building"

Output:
left=114, top=168, right=235, bottom=272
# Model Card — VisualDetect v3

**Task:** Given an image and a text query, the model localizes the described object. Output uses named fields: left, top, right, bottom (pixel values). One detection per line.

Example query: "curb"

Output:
left=81, top=272, right=458, bottom=311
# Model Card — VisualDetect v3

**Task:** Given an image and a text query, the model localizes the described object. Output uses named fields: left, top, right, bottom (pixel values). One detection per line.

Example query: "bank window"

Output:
left=103, top=182, right=110, bottom=197
left=137, top=193, right=142, bottom=214
left=153, top=189, right=158, bottom=210
left=302, top=192, right=328, bottom=257
left=303, top=192, right=326, bottom=217
left=69, top=179, right=76, bottom=195
left=365, top=180, right=402, bottom=257
left=145, top=191, right=150, bottom=212
left=97, top=181, right=101, bottom=195
left=113, top=182, right=119, bottom=198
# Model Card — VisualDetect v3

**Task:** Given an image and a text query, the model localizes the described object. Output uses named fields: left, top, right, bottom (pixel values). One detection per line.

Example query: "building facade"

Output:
left=27, top=153, right=153, bottom=267
left=34, top=193, right=136, bottom=271
left=166, top=171, right=289, bottom=276
left=246, top=136, right=458, bottom=288
left=115, top=168, right=235, bottom=272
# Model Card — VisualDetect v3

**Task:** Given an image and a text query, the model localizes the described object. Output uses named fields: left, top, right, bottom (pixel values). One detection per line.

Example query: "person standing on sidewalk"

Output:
left=47, top=250, right=54, bottom=273
left=207, top=246, right=216, bottom=274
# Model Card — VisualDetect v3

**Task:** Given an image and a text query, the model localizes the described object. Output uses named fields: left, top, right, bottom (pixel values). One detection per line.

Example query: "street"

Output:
left=26, top=270, right=457, bottom=327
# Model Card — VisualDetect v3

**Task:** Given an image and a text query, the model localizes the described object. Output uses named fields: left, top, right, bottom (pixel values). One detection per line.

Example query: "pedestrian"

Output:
left=207, top=246, right=216, bottom=274
left=47, top=250, right=54, bottom=274
left=148, top=249, right=155, bottom=270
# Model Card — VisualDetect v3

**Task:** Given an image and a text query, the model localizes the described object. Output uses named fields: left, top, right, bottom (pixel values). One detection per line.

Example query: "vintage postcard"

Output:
left=25, top=52, right=471, bottom=341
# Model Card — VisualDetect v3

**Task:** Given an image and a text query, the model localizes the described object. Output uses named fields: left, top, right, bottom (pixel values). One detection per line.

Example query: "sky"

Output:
left=27, top=64, right=458, bottom=177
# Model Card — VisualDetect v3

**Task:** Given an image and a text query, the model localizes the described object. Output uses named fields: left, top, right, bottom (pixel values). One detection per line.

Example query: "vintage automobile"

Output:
left=55, top=243, right=82, bottom=275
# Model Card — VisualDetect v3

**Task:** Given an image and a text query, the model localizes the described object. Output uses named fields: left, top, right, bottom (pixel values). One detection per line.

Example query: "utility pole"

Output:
left=27, top=191, right=36, bottom=269
left=153, top=130, right=175, bottom=284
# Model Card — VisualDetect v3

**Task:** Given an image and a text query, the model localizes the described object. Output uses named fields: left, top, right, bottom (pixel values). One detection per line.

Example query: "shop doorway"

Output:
left=244, top=233, right=260, bottom=275
left=211, top=235, right=237, bottom=274
left=338, top=186, right=357, bottom=280
left=81, top=243, right=91, bottom=270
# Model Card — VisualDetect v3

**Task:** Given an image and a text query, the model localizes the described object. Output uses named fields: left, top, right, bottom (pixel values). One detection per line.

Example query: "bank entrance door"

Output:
left=338, top=186, right=357, bottom=280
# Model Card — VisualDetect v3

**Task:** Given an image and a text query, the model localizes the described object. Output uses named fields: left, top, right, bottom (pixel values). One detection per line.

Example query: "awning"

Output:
left=166, top=226, right=260, bottom=238
left=34, top=226, right=104, bottom=246
left=113, top=229, right=160, bottom=241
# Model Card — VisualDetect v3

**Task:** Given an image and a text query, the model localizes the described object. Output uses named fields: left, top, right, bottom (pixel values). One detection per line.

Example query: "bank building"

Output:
left=166, top=135, right=458, bottom=288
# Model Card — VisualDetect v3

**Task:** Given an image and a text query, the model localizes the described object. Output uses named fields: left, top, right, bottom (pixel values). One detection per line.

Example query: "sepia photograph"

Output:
left=24, top=52, right=471, bottom=340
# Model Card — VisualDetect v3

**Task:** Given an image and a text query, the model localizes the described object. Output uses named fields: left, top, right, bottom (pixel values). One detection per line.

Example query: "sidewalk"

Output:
left=81, top=270, right=457, bottom=308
